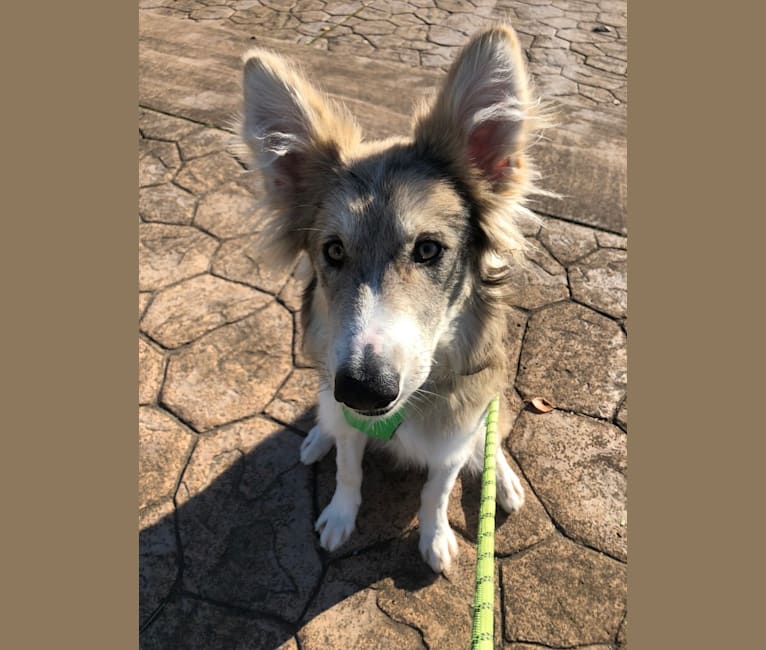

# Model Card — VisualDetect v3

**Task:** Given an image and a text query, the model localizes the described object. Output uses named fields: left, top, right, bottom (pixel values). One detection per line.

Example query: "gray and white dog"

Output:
left=239, top=24, right=548, bottom=573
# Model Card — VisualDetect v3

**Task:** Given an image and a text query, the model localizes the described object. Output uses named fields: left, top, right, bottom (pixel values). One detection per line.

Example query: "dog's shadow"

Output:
left=139, top=407, right=506, bottom=649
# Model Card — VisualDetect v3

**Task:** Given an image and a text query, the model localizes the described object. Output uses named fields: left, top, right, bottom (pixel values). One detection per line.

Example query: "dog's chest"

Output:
left=379, top=409, right=486, bottom=470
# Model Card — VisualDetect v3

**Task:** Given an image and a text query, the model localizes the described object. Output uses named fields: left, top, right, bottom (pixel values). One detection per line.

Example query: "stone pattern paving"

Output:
left=139, top=110, right=627, bottom=648
left=139, top=2, right=627, bottom=647
left=140, top=0, right=626, bottom=113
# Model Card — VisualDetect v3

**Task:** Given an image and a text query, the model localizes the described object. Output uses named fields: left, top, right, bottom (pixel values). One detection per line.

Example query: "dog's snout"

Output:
left=334, top=346, right=399, bottom=412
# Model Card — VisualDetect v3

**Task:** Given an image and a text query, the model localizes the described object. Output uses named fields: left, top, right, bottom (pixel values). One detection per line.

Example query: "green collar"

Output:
left=342, top=404, right=406, bottom=441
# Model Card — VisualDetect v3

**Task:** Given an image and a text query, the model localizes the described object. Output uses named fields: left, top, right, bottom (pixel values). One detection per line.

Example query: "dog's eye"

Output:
left=413, top=240, right=443, bottom=264
left=323, top=240, right=345, bottom=266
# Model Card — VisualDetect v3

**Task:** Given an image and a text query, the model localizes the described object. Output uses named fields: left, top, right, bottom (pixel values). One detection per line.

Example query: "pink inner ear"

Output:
left=273, top=151, right=303, bottom=190
left=468, top=121, right=510, bottom=182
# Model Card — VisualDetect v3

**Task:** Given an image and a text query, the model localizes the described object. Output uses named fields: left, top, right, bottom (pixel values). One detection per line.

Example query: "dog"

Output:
left=237, top=24, right=549, bottom=573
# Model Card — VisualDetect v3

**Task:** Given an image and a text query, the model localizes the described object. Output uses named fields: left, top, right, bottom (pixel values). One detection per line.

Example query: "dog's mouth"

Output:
left=344, top=403, right=397, bottom=419
left=342, top=391, right=412, bottom=419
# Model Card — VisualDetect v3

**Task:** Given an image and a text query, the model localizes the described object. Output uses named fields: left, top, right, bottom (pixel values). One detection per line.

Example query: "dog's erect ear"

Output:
left=240, top=49, right=361, bottom=264
left=414, top=26, right=534, bottom=194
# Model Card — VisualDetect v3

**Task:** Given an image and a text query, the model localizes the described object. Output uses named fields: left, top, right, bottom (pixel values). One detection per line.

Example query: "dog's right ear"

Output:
left=240, top=49, right=361, bottom=265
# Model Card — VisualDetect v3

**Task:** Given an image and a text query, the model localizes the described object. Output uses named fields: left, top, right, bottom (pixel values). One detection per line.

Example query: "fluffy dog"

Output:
left=238, top=24, right=548, bottom=573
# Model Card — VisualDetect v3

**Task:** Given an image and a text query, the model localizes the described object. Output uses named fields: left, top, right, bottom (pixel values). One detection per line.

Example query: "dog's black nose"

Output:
left=334, top=346, right=399, bottom=412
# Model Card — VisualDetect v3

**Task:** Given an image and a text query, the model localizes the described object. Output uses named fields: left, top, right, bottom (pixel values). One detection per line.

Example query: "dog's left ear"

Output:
left=414, top=25, right=533, bottom=194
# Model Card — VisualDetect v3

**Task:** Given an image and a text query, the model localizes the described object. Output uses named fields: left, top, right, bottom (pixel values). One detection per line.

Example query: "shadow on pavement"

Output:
left=138, top=405, right=491, bottom=649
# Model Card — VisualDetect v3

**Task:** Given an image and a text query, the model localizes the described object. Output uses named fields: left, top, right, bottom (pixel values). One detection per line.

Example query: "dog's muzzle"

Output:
left=334, top=345, right=400, bottom=413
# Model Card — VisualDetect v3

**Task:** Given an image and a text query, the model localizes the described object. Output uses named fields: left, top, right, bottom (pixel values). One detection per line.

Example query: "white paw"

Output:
left=497, top=462, right=525, bottom=513
left=419, top=521, right=459, bottom=574
left=315, top=494, right=358, bottom=551
left=300, top=425, right=334, bottom=465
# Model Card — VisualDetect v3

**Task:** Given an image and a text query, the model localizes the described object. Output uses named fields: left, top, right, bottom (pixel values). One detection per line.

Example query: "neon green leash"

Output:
left=342, top=396, right=500, bottom=648
left=471, top=396, right=499, bottom=650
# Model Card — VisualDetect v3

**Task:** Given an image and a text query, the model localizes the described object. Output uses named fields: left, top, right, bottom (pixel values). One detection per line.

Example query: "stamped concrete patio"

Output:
left=139, top=2, right=627, bottom=648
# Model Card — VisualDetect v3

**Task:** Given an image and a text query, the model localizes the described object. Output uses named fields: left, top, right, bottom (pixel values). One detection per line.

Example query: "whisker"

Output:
left=405, top=398, right=424, bottom=418
left=413, top=387, right=448, bottom=402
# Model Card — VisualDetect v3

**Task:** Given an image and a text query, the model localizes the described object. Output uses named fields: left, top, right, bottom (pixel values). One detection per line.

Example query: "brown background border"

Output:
left=628, top=1, right=763, bottom=647
left=2, top=1, right=763, bottom=648
left=3, top=2, right=138, bottom=648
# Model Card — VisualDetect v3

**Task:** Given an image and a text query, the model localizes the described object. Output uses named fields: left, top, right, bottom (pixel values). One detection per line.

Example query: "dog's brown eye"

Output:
left=323, top=240, right=345, bottom=266
left=414, top=240, right=443, bottom=264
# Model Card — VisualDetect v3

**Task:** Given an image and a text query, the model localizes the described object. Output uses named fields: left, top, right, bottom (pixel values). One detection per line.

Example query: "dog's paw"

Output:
left=315, top=496, right=358, bottom=551
left=419, top=522, right=459, bottom=574
left=497, top=461, right=525, bottom=513
left=300, top=425, right=334, bottom=465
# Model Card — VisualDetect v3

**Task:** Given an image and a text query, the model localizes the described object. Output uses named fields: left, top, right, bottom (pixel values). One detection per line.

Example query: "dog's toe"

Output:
left=315, top=499, right=356, bottom=551
left=300, top=425, right=334, bottom=465
left=419, top=524, right=459, bottom=574
left=497, top=463, right=525, bottom=513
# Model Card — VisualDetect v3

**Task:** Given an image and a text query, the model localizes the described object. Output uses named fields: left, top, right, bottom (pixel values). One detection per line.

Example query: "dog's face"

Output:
left=240, top=27, right=541, bottom=416
left=307, top=150, right=475, bottom=414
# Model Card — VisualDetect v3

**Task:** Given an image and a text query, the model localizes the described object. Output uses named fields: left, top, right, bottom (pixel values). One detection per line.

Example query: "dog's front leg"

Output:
left=315, top=431, right=367, bottom=551
left=418, top=464, right=461, bottom=573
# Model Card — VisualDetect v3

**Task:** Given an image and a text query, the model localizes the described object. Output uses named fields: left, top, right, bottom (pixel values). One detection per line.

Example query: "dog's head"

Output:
left=240, top=26, right=545, bottom=417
